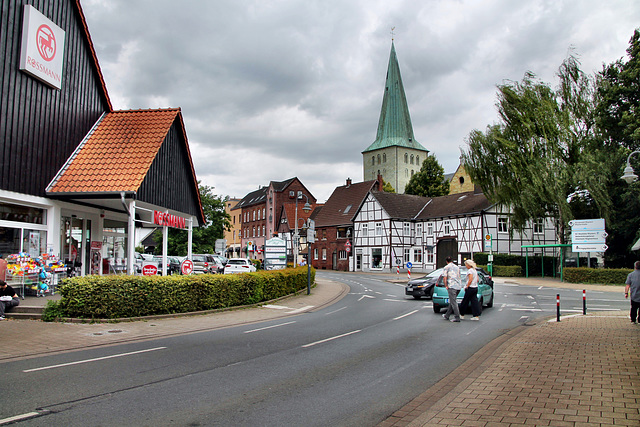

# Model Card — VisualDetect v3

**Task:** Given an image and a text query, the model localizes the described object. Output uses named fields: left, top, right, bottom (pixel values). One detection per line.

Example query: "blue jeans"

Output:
left=444, top=288, right=461, bottom=320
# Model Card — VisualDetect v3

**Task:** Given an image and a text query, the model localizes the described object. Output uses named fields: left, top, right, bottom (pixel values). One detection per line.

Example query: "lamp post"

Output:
left=294, top=191, right=312, bottom=268
left=621, top=151, right=640, bottom=184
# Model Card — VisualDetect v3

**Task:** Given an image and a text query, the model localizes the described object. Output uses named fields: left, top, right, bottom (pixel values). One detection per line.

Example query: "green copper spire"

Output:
left=363, top=42, right=427, bottom=153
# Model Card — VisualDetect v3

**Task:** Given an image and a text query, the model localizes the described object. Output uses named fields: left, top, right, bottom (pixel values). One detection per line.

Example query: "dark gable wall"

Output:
left=138, top=121, right=203, bottom=220
left=0, top=0, right=110, bottom=197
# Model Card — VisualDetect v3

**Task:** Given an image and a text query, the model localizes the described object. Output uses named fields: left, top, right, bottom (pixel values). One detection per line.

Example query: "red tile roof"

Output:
left=48, top=108, right=182, bottom=193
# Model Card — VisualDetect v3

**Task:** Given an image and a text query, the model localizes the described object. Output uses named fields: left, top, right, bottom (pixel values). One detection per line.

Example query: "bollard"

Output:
left=583, top=289, right=586, bottom=315
left=557, top=294, right=560, bottom=322
left=397, top=265, right=399, bottom=276
left=407, top=267, right=411, bottom=281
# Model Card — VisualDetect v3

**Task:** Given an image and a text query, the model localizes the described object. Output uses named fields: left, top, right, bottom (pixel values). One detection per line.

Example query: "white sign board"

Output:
left=264, top=237, right=287, bottom=270
left=19, top=5, right=66, bottom=89
left=570, top=218, right=607, bottom=253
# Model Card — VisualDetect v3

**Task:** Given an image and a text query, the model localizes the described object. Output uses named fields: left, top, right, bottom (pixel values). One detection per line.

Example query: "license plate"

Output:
left=444, top=298, right=449, bottom=304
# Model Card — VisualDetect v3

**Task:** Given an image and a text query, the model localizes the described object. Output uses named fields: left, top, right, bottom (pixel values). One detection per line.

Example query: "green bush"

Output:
left=563, top=267, right=630, bottom=285
left=474, top=253, right=560, bottom=276
left=42, top=300, right=65, bottom=322
left=478, top=264, right=522, bottom=277
left=54, top=267, right=315, bottom=320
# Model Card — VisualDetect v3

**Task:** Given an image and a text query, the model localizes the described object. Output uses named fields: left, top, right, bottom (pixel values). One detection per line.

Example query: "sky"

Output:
left=80, top=0, right=640, bottom=203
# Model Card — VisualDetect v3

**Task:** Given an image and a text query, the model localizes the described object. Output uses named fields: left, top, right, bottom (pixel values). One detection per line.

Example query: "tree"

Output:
left=382, top=180, right=395, bottom=193
left=154, top=183, right=231, bottom=255
left=461, top=55, right=612, bottom=244
left=595, top=29, right=640, bottom=267
left=404, top=154, right=450, bottom=197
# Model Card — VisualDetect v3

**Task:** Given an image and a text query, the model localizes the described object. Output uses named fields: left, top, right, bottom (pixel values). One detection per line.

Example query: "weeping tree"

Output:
left=461, top=55, right=612, bottom=243
left=404, top=153, right=450, bottom=197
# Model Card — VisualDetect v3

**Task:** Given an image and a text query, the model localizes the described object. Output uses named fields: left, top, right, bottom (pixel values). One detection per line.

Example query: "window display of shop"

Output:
left=4, top=253, right=65, bottom=298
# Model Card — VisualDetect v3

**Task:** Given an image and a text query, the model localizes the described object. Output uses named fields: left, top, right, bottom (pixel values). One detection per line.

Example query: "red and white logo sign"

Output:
left=154, top=211, right=187, bottom=229
left=142, top=264, right=158, bottom=276
left=181, top=259, right=194, bottom=275
left=36, top=24, right=56, bottom=61
left=19, top=5, right=66, bottom=90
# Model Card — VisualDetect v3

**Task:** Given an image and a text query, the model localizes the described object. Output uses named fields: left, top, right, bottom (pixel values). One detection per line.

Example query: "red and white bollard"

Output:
left=407, top=267, right=411, bottom=281
left=583, top=290, right=587, bottom=315
left=556, top=294, right=561, bottom=322
left=397, top=265, right=399, bottom=276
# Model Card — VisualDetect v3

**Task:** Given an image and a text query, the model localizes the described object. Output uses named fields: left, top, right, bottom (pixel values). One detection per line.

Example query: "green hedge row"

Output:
left=563, top=267, right=631, bottom=285
left=50, top=267, right=314, bottom=320
left=477, top=264, right=522, bottom=277
left=474, top=253, right=558, bottom=276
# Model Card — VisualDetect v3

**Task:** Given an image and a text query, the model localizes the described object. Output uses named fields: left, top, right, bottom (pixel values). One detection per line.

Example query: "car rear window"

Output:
left=193, top=255, right=206, bottom=262
left=228, top=259, right=245, bottom=265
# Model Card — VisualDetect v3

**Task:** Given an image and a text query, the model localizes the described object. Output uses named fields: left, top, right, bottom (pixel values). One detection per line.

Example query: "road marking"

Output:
left=244, top=321, right=296, bottom=333
left=325, top=306, right=347, bottom=315
left=0, top=411, right=41, bottom=425
left=23, top=347, right=167, bottom=373
left=393, top=310, right=418, bottom=320
left=302, top=330, right=361, bottom=348
left=383, top=298, right=406, bottom=302
left=262, top=304, right=290, bottom=310
left=262, top=304, right=314, bottom=314
left=358, top=295, right=375, bottom=301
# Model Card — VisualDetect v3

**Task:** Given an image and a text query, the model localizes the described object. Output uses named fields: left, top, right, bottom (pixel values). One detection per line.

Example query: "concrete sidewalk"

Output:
left=1, top=275, right=638, bottom=426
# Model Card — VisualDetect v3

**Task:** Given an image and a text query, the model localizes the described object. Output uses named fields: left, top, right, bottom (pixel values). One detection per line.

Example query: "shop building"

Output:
left=1, top=0, right=204, bottom=278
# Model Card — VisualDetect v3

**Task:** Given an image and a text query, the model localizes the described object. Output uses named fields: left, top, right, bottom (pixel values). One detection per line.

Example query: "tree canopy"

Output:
left=153, top=183, right=230, bottom=255
left=461, top=55, right=612, bottom=243
left=404, top=153, right=450, bottom=197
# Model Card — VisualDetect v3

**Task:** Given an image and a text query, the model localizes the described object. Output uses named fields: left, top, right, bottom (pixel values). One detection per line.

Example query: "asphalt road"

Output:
left=0, top=272, right=628, bottom=426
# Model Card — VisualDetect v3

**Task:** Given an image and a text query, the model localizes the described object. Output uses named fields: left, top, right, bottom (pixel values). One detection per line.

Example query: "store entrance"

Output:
left=61, top=217, right=91, bottom=276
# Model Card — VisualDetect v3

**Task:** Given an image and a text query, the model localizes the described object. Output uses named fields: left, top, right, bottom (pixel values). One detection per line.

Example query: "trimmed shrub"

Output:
left=563, top=267, right=630, bottom=285
left=55, top=267, right=315, bottom=320
left=478, top=264, right=522, bottom=277
left=474, top=252, right=560, bottom=277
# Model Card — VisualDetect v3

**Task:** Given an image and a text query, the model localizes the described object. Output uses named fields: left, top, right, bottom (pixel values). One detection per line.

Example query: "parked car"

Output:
left=405, top=267, right=444, bottom=299
left=432, top=267, right=494, bottom=314
left=191, top=254, right=210, bottom=274
left=210, top=257, right=225, bottom=274
left=224, top=258, right=257, bottom=274
left=168, top=256, right=181, bottom=275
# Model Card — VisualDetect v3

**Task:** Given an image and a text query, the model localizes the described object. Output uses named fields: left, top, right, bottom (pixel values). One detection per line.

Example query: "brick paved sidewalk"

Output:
left=381, top=312, right=640, bottom=426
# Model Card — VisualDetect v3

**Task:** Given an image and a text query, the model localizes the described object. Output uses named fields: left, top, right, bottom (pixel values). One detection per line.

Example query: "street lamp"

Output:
left=294, top=191, right=312, bottom=268
left=621, top=151, right=640, bottom=184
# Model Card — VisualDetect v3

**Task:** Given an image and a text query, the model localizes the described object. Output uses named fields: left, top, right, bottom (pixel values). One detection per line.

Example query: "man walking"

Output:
left=625, top=261, right=640, bottom=324
left=442, top=256, right=462, bottom=322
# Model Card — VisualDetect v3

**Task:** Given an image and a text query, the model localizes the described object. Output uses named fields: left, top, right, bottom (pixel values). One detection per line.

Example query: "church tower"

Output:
left=363, top=42, right=428, bottom=194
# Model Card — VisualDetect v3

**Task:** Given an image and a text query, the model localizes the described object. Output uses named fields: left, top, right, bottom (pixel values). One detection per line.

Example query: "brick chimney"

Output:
left=346, top=177, right=352, bottom=188
left=376, top=174, right=384, bottom=190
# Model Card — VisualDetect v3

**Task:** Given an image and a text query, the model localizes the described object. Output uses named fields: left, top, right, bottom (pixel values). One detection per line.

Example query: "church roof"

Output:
left=363, top=42, right=428, bottom=154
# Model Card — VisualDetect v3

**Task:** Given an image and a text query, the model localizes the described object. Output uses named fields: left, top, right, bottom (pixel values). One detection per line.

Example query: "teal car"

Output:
left=432, top=267, right=494, bottom=314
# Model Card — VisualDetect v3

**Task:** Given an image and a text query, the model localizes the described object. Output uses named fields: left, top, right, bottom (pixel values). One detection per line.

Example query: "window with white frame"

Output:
left=533, top=218, right=544, bottom=234
left=253, top=211, right=255, bottom=221
left=498, top=217, right=508, bottom=233
left=314, top=248, right=318, bottom=260
left=252, top=227, right=256, bottom=237
left=444, top=220, right=451, bottom=235
left=426, top=247, right=434, bottom=263
left=403, top=222, right=410, bottom=236
left=414, top=248, right=423, bottom=263
left=404, top=248, right=410, bottom=263
left=427, top=223, right=434, bottom=236
left=339, top=250, right=347, bottom=260
left=375, top=222, right=383, bottom=236
left=361, top=223, right=368, bottom=237
left=322, top=248, right=327, bottom=260
left=416, top=223, right=423, bottom=236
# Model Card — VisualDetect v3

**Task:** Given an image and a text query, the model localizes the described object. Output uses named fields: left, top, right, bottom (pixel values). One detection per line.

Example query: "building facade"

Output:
left=1, top=0, right=204, bottom=278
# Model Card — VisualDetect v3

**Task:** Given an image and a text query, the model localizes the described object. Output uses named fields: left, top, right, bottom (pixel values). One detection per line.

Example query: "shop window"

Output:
left=0, top=201, right=46, bottom=224
left=371, top=248, right=383, bottom=269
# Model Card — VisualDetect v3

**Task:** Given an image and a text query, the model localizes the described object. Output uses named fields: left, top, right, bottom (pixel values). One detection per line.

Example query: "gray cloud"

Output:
left=81, top=0, right=640, bottom=201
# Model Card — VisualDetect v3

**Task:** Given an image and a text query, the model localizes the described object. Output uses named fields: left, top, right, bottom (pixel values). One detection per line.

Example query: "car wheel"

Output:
left=486, top=293, right=494, bottom=308
left=413, top=295, right=421, bottom=300
left=433, top=304, right=441, bottom=313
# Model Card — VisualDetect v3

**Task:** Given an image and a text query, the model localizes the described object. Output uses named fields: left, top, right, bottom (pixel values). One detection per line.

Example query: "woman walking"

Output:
left=460, top=259, right=481, bottom=320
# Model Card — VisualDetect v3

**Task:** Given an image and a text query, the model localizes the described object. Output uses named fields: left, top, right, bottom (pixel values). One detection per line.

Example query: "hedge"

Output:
left=474, top=253, right=557, bottom=276
left=563, top=267, right=631, bottom=285
left=477, top=264, right=522, bottom=277
left=50, top=267, right=314, bottom=320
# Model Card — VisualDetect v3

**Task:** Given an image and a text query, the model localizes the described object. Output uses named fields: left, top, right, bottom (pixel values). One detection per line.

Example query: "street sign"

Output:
left=570, top=218, right=607, bottom=252
left=484, top=234, right=492, bottom=251
left=180, top=259, right=193, bottom=275
left=345, top=240, right=351, bottom=253
left=406, top=261, right=412, bottom=269
left=142, top=263, right=158, bottom=276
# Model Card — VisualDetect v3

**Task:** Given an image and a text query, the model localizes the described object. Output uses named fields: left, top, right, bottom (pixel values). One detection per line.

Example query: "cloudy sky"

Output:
left=80, top=0, right=639, bottom=202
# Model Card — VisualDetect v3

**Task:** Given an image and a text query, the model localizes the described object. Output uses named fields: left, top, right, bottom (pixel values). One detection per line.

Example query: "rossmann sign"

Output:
left=19, top=5, right=66, bottom=90
left=154, top=211, right=187, bottom=229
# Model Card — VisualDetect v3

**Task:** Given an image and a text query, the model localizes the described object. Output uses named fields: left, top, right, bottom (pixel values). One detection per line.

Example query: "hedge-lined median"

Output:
left=45, top=267, right=315, bottom=321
